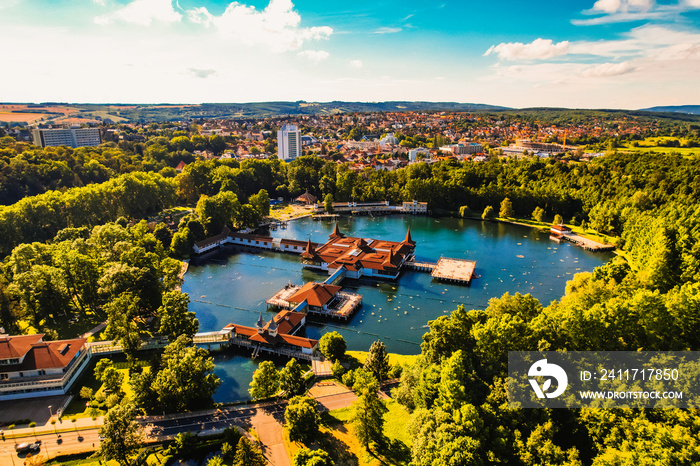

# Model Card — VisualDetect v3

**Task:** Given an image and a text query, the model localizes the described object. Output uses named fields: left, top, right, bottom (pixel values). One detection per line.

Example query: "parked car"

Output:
left=15, top=440, right=41, bottom=453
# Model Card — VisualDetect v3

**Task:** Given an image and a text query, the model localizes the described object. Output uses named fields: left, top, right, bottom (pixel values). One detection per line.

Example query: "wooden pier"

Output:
left=404, top=260, right=437, bottom=272
left=312, top=214, right=340, bottom=221
left=551, top=232, right=615, bottom=252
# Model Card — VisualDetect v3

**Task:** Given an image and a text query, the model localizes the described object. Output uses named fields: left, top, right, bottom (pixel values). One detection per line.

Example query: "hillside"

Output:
left=639, top=105, right=700, bottom=115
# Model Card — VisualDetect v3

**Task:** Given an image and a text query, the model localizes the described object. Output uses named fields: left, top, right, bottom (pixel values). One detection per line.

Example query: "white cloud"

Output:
left=582, top=61, right=635, bottom=77
left=374, top=27, right=402, bottom=34
left=297, top=50, right=329, bottom=62
left=190, top=0, right=332, bottom=53
left=484, top=38, right=570, bottom=61
left=573, top=0, right=700, bottom=25
left=350, top=59, right=363, bottom=68
left=590, top=0, right=654, bottom=14
left=95, top=0, right=182, bottom=26
left=187, top=6, right=214, bottom=26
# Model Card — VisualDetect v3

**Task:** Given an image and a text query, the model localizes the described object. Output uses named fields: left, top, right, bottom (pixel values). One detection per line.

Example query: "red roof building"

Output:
left=302, top=224, right=416, bottom=280
left=0, top=333, right=89, bottom=401
left=224, top=308, right=319, bottom=358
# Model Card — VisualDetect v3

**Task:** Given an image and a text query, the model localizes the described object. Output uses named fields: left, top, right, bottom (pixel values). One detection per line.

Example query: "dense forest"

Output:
left=3, top=127, right=700, bottom=464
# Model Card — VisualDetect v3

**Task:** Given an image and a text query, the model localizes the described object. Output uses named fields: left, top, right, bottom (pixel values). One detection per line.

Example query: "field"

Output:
left=312, top=400, right=411, bottom=465
left=619, top=136, right=700, bottom=155
left=0, top=104, right=78, bottom=123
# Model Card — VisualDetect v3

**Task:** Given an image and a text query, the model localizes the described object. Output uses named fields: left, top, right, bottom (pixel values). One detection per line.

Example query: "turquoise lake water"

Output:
left=182, top=215, right=614, bottom=402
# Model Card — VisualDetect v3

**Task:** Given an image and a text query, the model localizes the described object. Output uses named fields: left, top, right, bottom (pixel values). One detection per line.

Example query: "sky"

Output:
left=1, top=0, right=699, bottom=108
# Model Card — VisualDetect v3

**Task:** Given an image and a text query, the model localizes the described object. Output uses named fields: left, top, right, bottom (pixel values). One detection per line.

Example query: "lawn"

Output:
left=616, top=137, right=700, bottom=156
left=307, top=399, right=411, bottom=465
left=62, top=360, right=146, bottom=420
left=346, top=351, right=420, bottom=372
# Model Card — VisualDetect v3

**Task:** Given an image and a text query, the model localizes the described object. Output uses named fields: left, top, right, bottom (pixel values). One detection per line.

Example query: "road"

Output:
left=3, top=428, right=101, bottom=464
left=6, top=390, right=359, bottom=465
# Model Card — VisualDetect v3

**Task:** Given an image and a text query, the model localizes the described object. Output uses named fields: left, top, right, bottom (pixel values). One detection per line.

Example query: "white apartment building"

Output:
left=32, top=127, right=102, bottom=148
left=277, top=125, right=302, bottom=161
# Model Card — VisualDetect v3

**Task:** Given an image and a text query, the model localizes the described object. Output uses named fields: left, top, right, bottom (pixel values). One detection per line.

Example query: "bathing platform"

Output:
left=405, top=257, right=476, bottom=285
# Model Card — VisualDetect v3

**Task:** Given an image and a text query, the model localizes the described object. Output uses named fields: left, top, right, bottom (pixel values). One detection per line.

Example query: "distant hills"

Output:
left=6, top=101, right=700, bottom=124
left=128, top=101, right=511, bottom=120
left=639, top=105, right=700, bottom=115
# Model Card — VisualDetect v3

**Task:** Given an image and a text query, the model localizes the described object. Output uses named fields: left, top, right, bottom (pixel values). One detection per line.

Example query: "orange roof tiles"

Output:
left=288, top=283, right=341, bottom=307
left=0, top=335, right=86, bottom=372
left=0, top=334, right=43, bottom=360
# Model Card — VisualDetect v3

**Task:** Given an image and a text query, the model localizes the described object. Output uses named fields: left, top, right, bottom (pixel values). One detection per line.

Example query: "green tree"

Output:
left=481, top=205, right=495, bottom=220
left=233, top=436, right=266, bottom=466
left=293, top=448, right=335, bottom=466
left=207, top=456, right=224, bottom=466
left=249, top=360, right=280, bottom=399
left=285, top=396, right=321, bottom=444
left=436, top=350, right=470, bottom=413
left=363, top=340, right=390, bottom=382
left=351, top=369, right=387, bottom=451
left=209, top=134, right=226, bottom=155
left=153, top=223, right=173, bottom=249
left=249, top=189, right=271, bottom=217
left=150, top=335, right=221, bottom=412
left=319, top=331, right=346, bottom=361
left=101, top=366, right=125, bottom=395
left=532, top=206, right=545, bottom=223
left=98, top=402, right=143, bottom=466
left=499, top=197, right=514, bottom=218
left=157, top=290, right=198, bottom=342
left=324, top=194, right=334, bottom=213
left=331, top=359, right=345, bottom=379
left=553, top=214, right=564, bottom=225
left=103, top=292, right=143, bottom=364
left=238, top=203, right=262, bottom=229
left=196, top=191, right=241, bottom=236
left=280, top=358, right=306, bottom=397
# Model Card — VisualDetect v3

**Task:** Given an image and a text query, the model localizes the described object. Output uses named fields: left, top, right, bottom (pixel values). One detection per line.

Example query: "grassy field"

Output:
left=617, top=136, right=700, bottom=156
left=346, top=350, right=420, bottom=370
left=318, top=399, right=411, bottom=465
left=62, top=361, right=146, bottom=420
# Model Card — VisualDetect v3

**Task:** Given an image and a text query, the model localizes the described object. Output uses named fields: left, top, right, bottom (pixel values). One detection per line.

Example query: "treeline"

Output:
left=0, top=171, right=176, bottom=257
left=0, top=219, right=192, bottom=347
left=392, top=253, right=700, bottom=464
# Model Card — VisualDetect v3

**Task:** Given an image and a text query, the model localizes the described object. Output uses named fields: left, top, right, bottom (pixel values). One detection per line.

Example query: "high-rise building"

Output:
left=32, top=127, right=102, bottom=148
left=277, top=125, right=301, bottom=161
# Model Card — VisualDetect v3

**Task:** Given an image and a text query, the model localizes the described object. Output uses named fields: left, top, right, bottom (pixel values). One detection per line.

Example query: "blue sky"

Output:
left=1, top=0, right=699, bottom=108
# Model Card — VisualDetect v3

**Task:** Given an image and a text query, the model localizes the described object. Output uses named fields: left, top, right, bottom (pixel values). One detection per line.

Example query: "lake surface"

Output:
left=183, top=215, right=614, bottom=402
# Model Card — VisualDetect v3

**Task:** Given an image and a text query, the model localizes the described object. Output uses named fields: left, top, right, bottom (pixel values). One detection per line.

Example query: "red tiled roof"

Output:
left=228, top=324, right=257, bottom=337
left=265, top=310, right=305, bottom=335
left=1, top=336, right=86, bottom=372
left=0, top=334, right=44, bottom=360
left=288, top=283, right=341, bottom=307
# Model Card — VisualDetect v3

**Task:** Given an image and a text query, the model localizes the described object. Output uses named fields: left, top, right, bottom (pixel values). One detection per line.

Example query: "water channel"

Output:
left=182, top=215, right=614, bottom=402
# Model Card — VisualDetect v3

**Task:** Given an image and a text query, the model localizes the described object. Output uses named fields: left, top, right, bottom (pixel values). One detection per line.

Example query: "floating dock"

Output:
left=430, top=257, right=477, bottom=284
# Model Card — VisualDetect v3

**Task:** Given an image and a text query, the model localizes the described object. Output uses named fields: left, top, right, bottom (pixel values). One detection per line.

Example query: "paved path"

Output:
left=5, top=385, right=361, bottom=465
